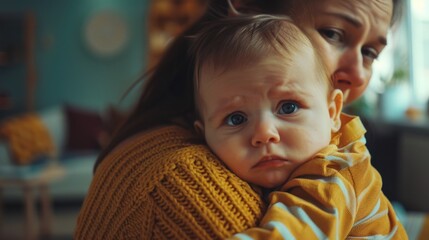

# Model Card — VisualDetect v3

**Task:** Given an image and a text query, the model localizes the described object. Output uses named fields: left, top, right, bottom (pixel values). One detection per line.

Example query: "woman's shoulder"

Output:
left=79, top=125, right=264, bottom=238
left=100, top=125, right=203, bottom=167
left=98, top=124, right=260, bottom=194
left=119, top=125, right=201, bottom=152
left=96, top=125, right=235, bottom=189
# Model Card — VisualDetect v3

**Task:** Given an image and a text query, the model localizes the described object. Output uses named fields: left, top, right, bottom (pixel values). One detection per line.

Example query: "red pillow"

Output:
left=65, top=105, right=103, bottom=151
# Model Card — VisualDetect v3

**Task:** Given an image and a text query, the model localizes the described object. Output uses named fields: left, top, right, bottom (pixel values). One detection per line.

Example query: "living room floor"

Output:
left=1, top=202, right=81, bottom=240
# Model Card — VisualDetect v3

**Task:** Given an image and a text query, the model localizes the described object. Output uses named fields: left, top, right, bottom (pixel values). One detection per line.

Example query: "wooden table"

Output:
left=0, top=163, right=65, bottom=240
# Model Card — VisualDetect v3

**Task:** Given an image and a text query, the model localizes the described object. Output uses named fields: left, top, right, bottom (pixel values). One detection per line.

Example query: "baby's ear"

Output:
left=328, top=89, right=343, bottom=133
left=194, top=120, right=205, bottom=136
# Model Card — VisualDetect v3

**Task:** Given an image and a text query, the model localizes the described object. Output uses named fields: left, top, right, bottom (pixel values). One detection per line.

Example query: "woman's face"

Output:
left=292, top=0, right=393, bottom=104
left=233, top=0, right=394, bottom=104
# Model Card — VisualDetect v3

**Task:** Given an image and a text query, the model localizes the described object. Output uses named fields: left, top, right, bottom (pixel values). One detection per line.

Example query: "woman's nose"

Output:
left=333, top=49, right=369, bottom=90
left=251, top=119, right=280, bottom=147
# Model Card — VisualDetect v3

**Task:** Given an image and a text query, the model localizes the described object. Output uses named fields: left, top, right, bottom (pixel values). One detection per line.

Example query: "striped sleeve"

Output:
left=228, top=138, right=406, bottom=239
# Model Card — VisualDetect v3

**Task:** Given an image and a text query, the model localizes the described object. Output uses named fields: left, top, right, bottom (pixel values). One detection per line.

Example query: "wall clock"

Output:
left=84, top=10, right=129, bottom=58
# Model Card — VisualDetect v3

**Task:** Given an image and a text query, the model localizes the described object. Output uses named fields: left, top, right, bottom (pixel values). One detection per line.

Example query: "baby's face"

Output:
left=195, top=49, right=342, bottom=188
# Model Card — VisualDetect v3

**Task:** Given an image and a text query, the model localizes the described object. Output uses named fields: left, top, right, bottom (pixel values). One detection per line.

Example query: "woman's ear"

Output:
left=328, top=89, right=343, bottom=133
left=194, top=120, right=205, bottom=136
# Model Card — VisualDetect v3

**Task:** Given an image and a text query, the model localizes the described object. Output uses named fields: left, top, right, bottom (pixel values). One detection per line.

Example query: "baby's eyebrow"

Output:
left=268, top=84, right=312, bottom=99
left=207, top=96, right=245, bottom=122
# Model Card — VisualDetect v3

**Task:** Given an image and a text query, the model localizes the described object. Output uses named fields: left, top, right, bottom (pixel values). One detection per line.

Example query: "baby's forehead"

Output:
left=201, top=44, right=317, bottom=77
left=198, top=47, right=330, bottom=94
left=202, top=50, right=294, bottom=74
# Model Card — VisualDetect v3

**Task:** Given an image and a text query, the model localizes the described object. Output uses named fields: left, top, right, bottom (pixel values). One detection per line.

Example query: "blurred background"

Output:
left=0, top=0, right=428, bottom=239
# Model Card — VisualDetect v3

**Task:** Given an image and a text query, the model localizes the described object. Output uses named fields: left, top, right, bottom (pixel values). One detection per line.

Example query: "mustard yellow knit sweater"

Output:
left=75, top=125, right=265, bottom=239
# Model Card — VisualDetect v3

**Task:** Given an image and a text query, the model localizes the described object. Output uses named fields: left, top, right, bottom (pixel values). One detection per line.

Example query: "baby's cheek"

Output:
left=211, top=141, right=242, bottom=165
left=286, top=129, right=327, bottom=159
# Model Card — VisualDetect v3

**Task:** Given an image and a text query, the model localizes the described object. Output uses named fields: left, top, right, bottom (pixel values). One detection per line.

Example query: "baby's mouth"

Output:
left=252, top=155, right=288, bottom=169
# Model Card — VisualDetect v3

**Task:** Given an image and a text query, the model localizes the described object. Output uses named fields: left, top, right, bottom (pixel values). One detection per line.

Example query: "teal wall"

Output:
left=0, top=0, right=149, bottom=113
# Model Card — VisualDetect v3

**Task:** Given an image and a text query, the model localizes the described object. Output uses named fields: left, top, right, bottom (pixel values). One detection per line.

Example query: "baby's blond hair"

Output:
left=189, top=15, right=331, bottom=93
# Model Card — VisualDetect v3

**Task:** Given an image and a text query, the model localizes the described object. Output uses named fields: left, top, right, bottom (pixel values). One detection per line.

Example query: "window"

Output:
left=363, top=0, right=429, bottom=120
left=409, top=0, right=429, bottom=106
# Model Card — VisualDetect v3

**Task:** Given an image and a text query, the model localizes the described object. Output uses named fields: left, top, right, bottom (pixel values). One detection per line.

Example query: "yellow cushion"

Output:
left=0, top=113, right=55, bottom=165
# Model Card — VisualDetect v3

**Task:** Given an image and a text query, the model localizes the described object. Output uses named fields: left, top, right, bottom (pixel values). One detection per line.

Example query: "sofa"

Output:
left=0, top=105, right=103, bottom=201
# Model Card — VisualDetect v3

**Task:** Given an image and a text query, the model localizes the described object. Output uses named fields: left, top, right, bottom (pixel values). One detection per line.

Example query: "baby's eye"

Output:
left=225, top=112, right=247, bottom=126
left=319, top=28, right=344, bottom=44
left=278, top=102, right=299, bottom=115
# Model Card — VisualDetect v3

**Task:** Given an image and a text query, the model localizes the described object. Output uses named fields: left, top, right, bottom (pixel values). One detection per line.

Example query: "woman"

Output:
left=75, top=0, right=403, bottom=239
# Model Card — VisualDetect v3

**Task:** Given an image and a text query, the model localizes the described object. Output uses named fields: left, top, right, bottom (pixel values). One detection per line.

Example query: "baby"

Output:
left=190, top=15, right=405, bottom=239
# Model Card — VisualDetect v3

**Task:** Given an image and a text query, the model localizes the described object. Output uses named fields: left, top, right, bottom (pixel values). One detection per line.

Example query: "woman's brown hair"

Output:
left=94, top=0, right=231, bottom=171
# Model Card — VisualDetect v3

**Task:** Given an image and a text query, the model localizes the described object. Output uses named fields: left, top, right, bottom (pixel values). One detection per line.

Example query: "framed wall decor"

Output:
left=83, top=10, right=129, bottom=58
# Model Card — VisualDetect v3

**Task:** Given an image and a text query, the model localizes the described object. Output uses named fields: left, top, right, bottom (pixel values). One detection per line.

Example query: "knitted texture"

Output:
left=75, top=125, right=265, bottom=239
